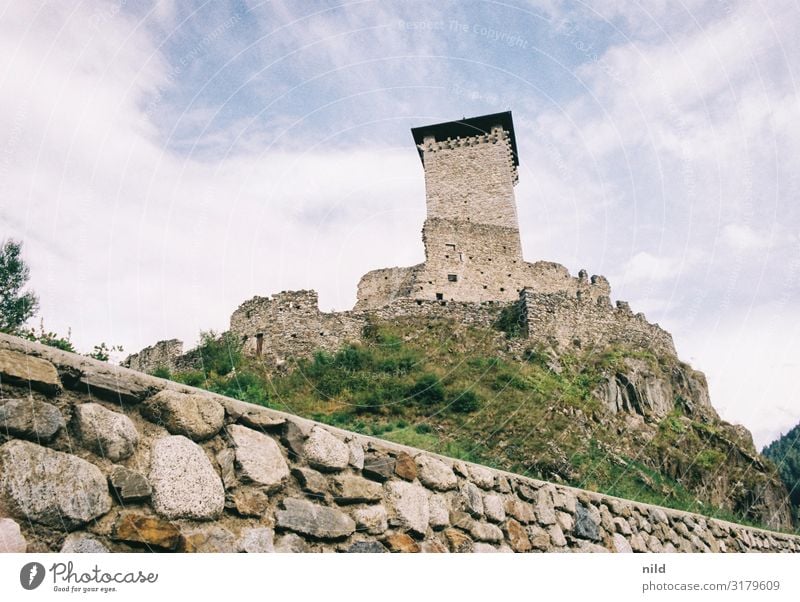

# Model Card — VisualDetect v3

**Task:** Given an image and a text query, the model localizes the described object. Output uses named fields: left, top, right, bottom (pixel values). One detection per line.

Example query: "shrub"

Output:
left=197, top=330, right=242, bottom=376
left=450, top=389, right=480, bottom=413
left=408, top=373, right=445, bottom=406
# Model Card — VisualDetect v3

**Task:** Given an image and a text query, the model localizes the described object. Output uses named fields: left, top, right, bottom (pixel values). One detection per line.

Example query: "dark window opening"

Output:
left=500, top=287, right=505, bottom=292
left=436, top=293, right=443, bottom=300
left=483, top=285, right=487, bottom=289
left=416, top=300, right=423, bottom=306
left=448, top=274, right=458, bottom=282
left=445, top=255, right=449, bottom=259
left=255, top=333, right=264, bottom=356
left=445, top=243, right=456, bottom=251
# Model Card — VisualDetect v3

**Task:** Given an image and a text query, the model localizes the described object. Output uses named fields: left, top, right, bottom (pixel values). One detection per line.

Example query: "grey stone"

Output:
left=470, top=521, right=503, bottom=543
left=0, top=440, right=111, bottom=528
left=483, top=494, right=506, bottom=523
left=353, top=505, right=388, bottom=535
left=280, top=420, right=308, bottom=459
left=71, top=362, right=155, bottom=404
left=468, top=464, right=495, bottom=489
left=0, top=517, right=26, bottom=552
left=612, top=533, right=633, bottom=553
left=74, top=403, right=138, bottom=461
left=141, top=390, right=223, bottom=441
left=574, top=503, right=600, bottom=541
left=60, top=533, right=109, bottom=553
left=614, top=516, right=632, bottom=535
left=216, top=448, right=236, bottom=489
left=384, top=480, right=429, bottom=537
left=416, top=454, right=457, bottom=491
left=428, top=494, right=450, bottom=529
left=345, top=541, right=388, bottom=553
left=236, top=406, right=285, bottom=431
left=363, top=453, right=396, bottom=482
left=149, top=435, right=224, bottom=520
left=303, top=426, right=349, bottom=472
left=649, top=506, right=669, bottom=524
left=227, top=424, right=289, bottom=491
left=109, top=465, right=151, bottom=502
left=0, top=398, right=64, bottom=441
left=0, top=349, right=61, bottom=395
left=516, top=481, right=538, bottom=501
left=292, top=467, right=329, bottom=497
left=274, top=533, right=308, bottom=553
left=331, top=474, right=383, bottom=504
left=472, top=542, right=500, bottom=552
left=347, top=437, right=365, bottom=469
left=181, top=525, right=238, bottom=553
left=239, top=527, right=275, bottom=553
left=460, top=482, right=484, bottom=517
left=535, top=487, right=557, bottom=525
left=600, top=504, right=615, bottom=532
left=276, top=498, right=355, bottom=540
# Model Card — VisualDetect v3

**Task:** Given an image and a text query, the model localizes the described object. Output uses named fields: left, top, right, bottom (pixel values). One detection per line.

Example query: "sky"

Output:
left=1, top=0, right=798, bottom=448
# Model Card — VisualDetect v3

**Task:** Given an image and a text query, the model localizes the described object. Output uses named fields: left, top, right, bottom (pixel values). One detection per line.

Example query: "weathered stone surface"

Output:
left=345, top=540, right=387, bottom=553
left=535, top=487, right=557, bottom=525
left=0, top=440, right=111, bottom=528
left=0, top=398, right=64, bottom=441
left=516, top=481, right=538, bottom=501
left=428, top=494, right=450, bottom=530
left=60, top=533, right=109, bottom=553
left=528, top=525, right=551, bottom=550
left=216, top=448, right=236, bottom=489
left=236, top=405, right=285, bottom=431
left=384, top=532, right=421, bottom=552
left=74, top=403, right=138, bottom=461
left=149, top=435, right=224, bottom=520
left=504, top=498, right=535, bottom=523
left=577, top=540, right=610, bottom=553
left=483, top=495, right=506, bottom=523
left=0, top=349, right=61, bottom=395
left=470, top=521, right=503, bottom=543
left=612, top=533, right=633, bottom=553
left=72, top=362, right=155, bottom=405
left=292, top=467, right=329, bottom=498
left=228, top=488, right=269, bottom=517
left=227, top=424, right=290, bottom=491
left=274, top=533, right=308, bottom=553
left=280, top=420, right=309, bottom=459
left=496, top=474, right=512, bottom=493
left=649, top=506, right=669, bottom=525
left=303, top=427, right=349, bottom=472
left=505, top=518, right=531, bottom=552
left=548, top=524, right=567, bottom=547
left=473, top=542, right=500, bottom=552
left=460, top=482, right=484, bottom=517
left=180, top=526, right=238, bottom=553
left=416, top=454, right=457, bottom=491
left=0, top=517, right=26, bottom=552
left=449, top=509, right=473, bottom=530
left=384, top=480, right=429, bottom=537
left=553, top=488, right=577, bottom=513
left=239, top=528, right=274, bottom=553
left=443, top=528, right=473, bottom=553
left=468, top=464, right=495, bottom=489
left=394, top=451, right=418, bottom=481
left=109, top=465, right=151, bottom=502
left=141, top=390, right=223, bottom=441
left=353, top=505, right=388, bottom=535
left=347, top=438, right=365, bottom=469
left=574, top=503, right=601, bottom=541
left=331, top=474, right=383, bottom=504
left=363, top=453, right=396, bottom=482
left=276, top=498, right=355, bottom=540
left=420, top=540, right=448, bottom=553
left=113, top=513, right=181, bottom=550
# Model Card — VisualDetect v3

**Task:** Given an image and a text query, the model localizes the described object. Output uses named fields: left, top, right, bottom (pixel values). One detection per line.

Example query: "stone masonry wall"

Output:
left=122, top=339, right=183, bottom=374
left=1, top=333, right=798, bottom=553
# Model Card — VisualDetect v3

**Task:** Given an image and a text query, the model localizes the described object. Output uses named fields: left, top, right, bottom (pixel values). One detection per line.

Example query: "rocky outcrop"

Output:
left=0, top=332, right=797, bottom=553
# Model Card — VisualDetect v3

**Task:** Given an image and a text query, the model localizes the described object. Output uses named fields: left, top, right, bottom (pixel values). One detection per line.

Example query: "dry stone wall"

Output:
left=121, top=339, right=183, bottom=374
left=1, top=333, right=798, bottom=553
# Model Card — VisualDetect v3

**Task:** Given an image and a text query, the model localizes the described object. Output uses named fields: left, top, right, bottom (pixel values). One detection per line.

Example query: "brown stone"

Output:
left=443, top=528, right=474, bottom=553
left=228, top=488, right=269, bottom=517
left=384, top=532, right=421, bottom=553
left=112, top=513, right=181, bottom=550
left=0, top=349, right=61, bottom=395
left=505, top=518, right=531, bottom=552
left=394, top=452, right=418, bottom=481
left=420, top=540, right=448, bottom=553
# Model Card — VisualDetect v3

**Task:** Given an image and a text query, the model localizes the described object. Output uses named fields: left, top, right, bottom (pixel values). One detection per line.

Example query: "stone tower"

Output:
left=355, top=111, right=610, bottom=309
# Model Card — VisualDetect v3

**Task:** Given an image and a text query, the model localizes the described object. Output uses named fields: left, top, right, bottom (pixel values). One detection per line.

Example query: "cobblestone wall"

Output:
left=122, top=339, right=183, bottom=374
left=1, top=333, right=798, bottom=553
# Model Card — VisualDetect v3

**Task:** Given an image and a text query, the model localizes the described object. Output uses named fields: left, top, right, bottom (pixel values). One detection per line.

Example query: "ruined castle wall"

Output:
left=354, top=265, right=421, bottom=311
left=421, top=130, right=519, bottom=230
left=519, top=289, right=677, bottom=359
left=1, top=332, right=797, bottom=553
left=121, top=339, right=183, bottom=374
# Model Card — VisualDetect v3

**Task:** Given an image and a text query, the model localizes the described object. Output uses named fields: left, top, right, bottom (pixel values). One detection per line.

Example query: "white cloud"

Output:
left=721, top=223, right=768, bottom=251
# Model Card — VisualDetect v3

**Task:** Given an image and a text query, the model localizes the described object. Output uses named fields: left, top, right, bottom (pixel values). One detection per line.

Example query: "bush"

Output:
left=494, top=303, right=525, bottom=338
left=450, top=389, right=480, bottom=413
left=408, top=373, right=445, bottom=406
left=197, top=330, right=242, bottom=376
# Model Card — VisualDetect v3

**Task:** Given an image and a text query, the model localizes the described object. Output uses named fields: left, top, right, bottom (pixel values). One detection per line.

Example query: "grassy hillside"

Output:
left=763, top=424, right=800, bottom=524
left=154, top=316, right=794, bottom=532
